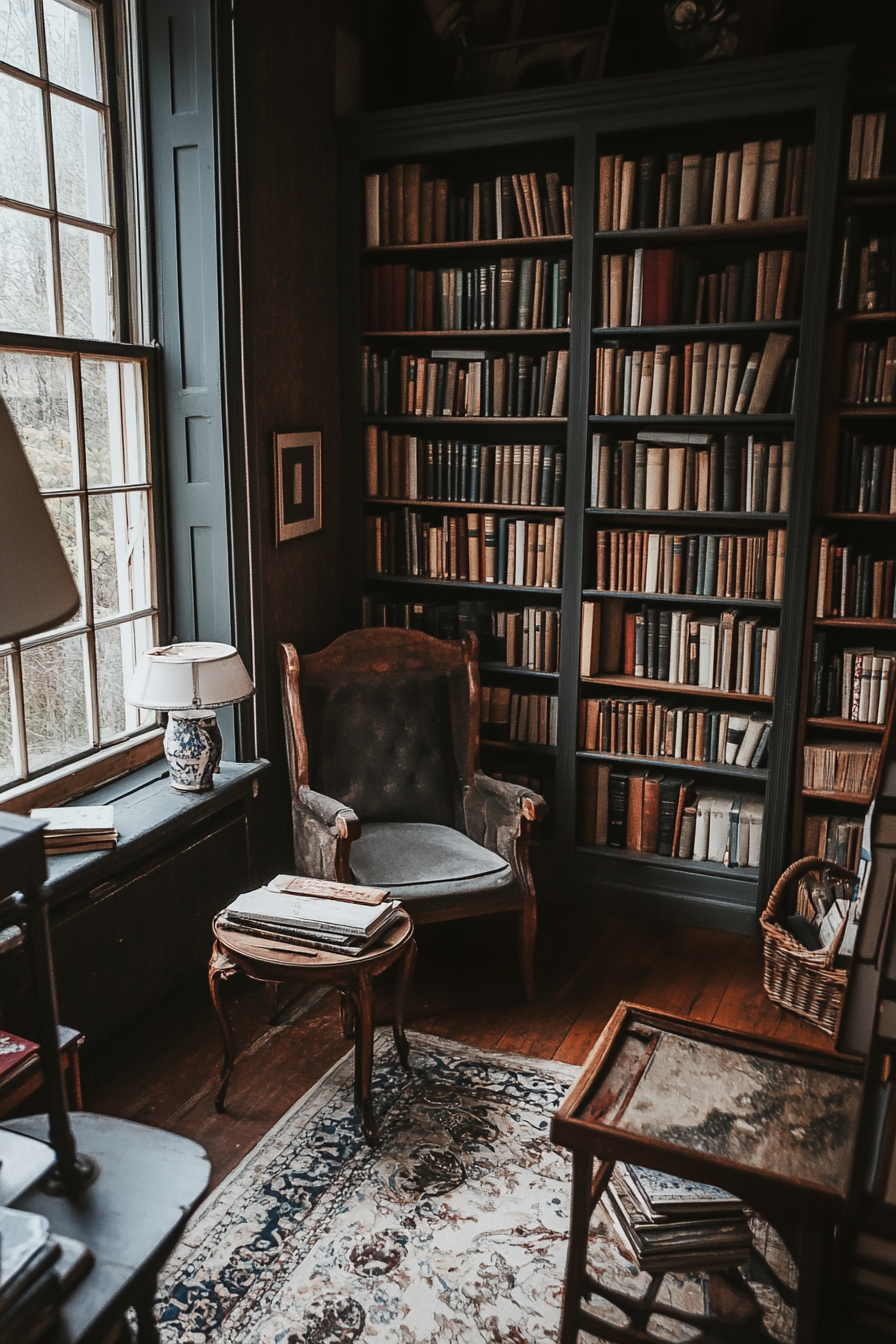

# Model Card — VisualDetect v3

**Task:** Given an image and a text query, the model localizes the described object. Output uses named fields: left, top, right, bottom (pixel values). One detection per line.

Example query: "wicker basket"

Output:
left=760, top=856, right=856, bottom=1036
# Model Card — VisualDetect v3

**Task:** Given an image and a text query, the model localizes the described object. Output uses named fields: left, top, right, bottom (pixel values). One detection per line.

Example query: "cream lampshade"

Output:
left=126, top=642, right=255, bottom=791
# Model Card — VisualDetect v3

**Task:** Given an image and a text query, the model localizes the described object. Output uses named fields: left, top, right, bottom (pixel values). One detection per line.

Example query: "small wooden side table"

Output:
left=551, top=1002, right=866, bottom=1344
left=209, top=910, right=417, bottom=1145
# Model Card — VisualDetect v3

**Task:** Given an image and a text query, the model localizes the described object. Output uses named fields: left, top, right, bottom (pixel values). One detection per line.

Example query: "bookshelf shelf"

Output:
left=365, top=573, right=562, bottom=596
left=841, top=175, right=896, bottom=195
left=815, top=617, right=896, bottom=629
left=827, top=512, right=896, bottom=521
left=837, top=406, right=896, bottom=417
left=593, top=217, right=808, bottom=245
left=581, top=589, right=780, bottom=609
left=805, top=716, right=886, bottom=734
left=580, top=673, right=773, bottom=703
left=801, top=787, right=873, bottom=804
left=575, top=749, right=768, bottom=782
left=363, top=498, right=564, bottom=513
left=591, top=320, right=801, bottom=339
left=842, top=311, right=896, bottom=323
left=480, top=662, right=559, bottom=678
left=585, top=508, right=788, bottom=525
left=576, top=842, right=747, bottom=878
left=363, top=415, right=567, bottom=426
left=587, top=414, right=795, bottom=427
left=362, top=235, right=573, bottom=257
left=481, top=739, right=557, bottom=756
left=363, top=329, right=570, bottom=338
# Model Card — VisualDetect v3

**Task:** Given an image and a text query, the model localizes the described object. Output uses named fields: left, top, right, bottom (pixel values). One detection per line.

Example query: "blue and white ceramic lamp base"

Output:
left=164, top=710, right=224, bottom=792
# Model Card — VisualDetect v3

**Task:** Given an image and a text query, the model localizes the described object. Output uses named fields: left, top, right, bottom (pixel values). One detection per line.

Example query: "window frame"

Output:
left=0, top=0, right=168, bottom=807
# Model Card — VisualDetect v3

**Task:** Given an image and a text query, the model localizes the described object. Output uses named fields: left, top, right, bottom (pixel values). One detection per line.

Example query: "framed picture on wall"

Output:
left=275, top=431, right=322, bottom=542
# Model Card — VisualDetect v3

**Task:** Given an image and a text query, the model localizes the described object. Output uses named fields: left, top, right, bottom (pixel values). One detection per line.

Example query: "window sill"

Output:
left=0, top=730, right=165, bottom=816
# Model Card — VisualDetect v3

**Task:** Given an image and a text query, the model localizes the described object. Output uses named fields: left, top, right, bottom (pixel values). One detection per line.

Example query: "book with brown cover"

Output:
left=737, top=141, right=761, bottom=222
left=627, top=769, right=649, bottom=849
left=364, top=174, right=380, bottom=248
left=388, top=164, right=405, bottom=244
left=420, top=180, right=434, bottom=243
left=403, top=164, right=422, bottom=243
left=756, top=140, right=782, bottom=220
left=641, top=770, right=664, bottom=852
left=581, top=601, right=602, bottom=677
left=679, top=154, right=702, bottom=227
left=748, top=332, right=793, bottom=413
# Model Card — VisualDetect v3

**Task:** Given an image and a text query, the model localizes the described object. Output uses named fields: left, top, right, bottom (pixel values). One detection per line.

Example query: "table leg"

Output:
left=559, top=1148, right=595, bottom=1344
left=340, top=990, right=356, bottom=1039
left=794, top=1217, right=831, bottom=1344
left=132, top=1275, right=161, bottom=1344
left=392, top=937, right=417, bottom=1069
left=209, top=943, right=240, bottom=1113
left=66, top=1043, right=83, bottom=1109
left=353, top=970, right=376, bottom=1146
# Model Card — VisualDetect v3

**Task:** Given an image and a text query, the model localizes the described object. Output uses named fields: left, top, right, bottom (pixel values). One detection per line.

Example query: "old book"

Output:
left=580, top=601, right=601, bottom=677
left=756, top=139, right=782, bottom=220
left=364, top=173, right=380, bottom=247
left=724, top=149, right=742, bottom=224
left=737, top=141, right=761, bottom=221
left=679, top=153, right=702, bottom=227
left=748, top=332, right=793, bottom=413
left=404, top=163, right=422, bottom=243
left=664, top=151, right=683, bottom=227
left=637, top=153, right=662, bottom=229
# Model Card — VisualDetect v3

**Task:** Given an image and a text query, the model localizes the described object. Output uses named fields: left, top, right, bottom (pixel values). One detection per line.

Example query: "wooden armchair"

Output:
left=278, top=627, right=547, bottom=999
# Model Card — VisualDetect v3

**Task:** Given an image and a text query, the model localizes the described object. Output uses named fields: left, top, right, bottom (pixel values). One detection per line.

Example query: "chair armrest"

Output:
left=463, top=771, right=547, bottom=872
left=291, top=786, right=360, bottom=883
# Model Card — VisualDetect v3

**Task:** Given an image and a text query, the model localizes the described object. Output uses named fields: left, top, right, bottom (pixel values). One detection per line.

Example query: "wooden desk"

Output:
left=551, top=1002, right=866, bottom=1344
left=210, top=910, right=417, bottom=1145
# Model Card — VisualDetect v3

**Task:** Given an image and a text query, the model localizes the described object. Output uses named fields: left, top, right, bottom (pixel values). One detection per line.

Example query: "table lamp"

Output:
left=125, top=641, right=255, bottom=791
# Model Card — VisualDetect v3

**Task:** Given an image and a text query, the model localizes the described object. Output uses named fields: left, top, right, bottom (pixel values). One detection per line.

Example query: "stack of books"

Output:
left=602, top=1164, right=753, bottom=1273
left=30, top=806, right=117, bottom=855
left=218, top=876, right=402, bottom=958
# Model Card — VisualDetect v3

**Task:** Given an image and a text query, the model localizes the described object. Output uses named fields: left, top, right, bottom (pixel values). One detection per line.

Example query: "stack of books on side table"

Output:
left=0, top=1207, right=92, bottom=1344
left=218, top=875, right=403, bottom=958
left=30, top=805, right=117, bottom=855
left=602, top=1164, right=753, bottom=1272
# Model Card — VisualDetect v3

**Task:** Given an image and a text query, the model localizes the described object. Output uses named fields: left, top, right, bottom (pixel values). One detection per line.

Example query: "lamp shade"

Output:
left=0, top=392, right=80, bottom=641
left=125, top=641, right=255, bottom=711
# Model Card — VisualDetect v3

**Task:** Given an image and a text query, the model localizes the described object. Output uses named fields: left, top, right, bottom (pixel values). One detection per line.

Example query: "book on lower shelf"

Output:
left=30, top=805, right=117, bottom=855
left=364, top=433, right=565, bottom=506
left=365, top=509, right=563, bottom=589
left=579, top=761, right=763, bottom=866
left=803, top=740, right=879, bottom=795
left=362, top=255, right=570, bottom=332
left=481, top=687, right=557, bottom=746
left=362, top=347, right=569, bottom=418
left=847, top=112, right=895, bottom=183
left=802, top=813, right=865, bottom=869
left=816, top=536, right=896, bottom=619
left=590, top=430, right=792, bottom=513
left=594, top=526, right=786, bottom=602
left=841, top=337, right=896, bottom=406
left=835, top=432, right=896, bottom=513
left=601, top=1163, right=752, bottom=1273
left=579, top=696, right=771, bottom=770
left=807, top=635, right=894, bottom=723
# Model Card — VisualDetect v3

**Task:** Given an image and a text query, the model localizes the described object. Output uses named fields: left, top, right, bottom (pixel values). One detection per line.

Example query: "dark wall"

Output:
left=228, top=0, right=347, bottom=788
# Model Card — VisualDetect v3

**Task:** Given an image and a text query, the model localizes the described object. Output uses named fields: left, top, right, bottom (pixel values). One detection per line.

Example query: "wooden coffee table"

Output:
left=209, top=909, right=417, bottom=1145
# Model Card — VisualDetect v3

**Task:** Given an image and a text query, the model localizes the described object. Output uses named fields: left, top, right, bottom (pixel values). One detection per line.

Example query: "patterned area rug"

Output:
left=157, top=1031, right=795, bottom=1343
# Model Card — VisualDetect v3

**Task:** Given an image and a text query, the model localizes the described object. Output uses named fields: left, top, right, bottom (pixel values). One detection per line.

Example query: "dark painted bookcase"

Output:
left=338, top=47, right=851, bottom=935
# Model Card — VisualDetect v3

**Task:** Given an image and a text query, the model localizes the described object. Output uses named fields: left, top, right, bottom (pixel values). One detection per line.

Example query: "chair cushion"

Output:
left=350, top=822, right=514, bottom=903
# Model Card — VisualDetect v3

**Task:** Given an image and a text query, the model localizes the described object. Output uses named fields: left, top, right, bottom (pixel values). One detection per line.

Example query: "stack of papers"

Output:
left=220, top=878, right=402, bottom=957
left=602, top=1164, right=752, bottom=1272
left=30, top=806, right=117, bottom=855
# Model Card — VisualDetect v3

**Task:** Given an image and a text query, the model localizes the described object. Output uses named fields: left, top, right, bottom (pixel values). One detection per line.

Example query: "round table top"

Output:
left=213, top=907, right=414, bottom=980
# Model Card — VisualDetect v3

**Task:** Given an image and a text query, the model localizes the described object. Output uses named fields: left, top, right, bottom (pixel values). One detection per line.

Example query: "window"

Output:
left=0, top=0, right=158, bottom=790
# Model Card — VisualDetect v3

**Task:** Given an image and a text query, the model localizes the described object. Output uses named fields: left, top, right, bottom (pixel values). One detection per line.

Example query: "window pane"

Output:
left=21, top=633, right=90, bottom=769
left=59, top=221, right=113, bottom=338
left=43, top=0, right=98, bottom=99
left=0, top=0, right=40, bottom=74
left=44, top=494, right=84, bottom=626
left=0, top=205, right=55, bottom=333
left=96, top=616, right=154, bottom=743
left=89, top=489, right=151, bottom=619
left=82, top=359, right=147, bottom=486
left=0, top=350, right=77, bottom=487
left=0, top=71, right=49, bottom=206
left=51, top=93, right=109, bottom=223
left=0, top=657, right=16, bottom=785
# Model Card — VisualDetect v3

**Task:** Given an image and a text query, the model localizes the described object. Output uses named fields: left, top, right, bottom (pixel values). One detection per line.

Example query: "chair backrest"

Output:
left=279, top=628, right=479, bottom=827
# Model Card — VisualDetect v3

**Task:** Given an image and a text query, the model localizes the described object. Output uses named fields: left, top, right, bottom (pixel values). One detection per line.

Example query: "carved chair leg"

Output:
left=518, top=896, right=537, bottom=1002
left=340, top=990, right=356, bottom=1039
left=353, top=970, right=376, bottom=1146
left=209, top=943, right=240, bottom=1113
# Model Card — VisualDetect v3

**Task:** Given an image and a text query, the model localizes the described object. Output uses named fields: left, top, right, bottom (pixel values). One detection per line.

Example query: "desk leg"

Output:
left=392, top=938, right=417, bottom=1069
left=795, top=1218, right=830, bottom=1344
left=353, top=970, right=376, bottom=1147
left=559, top=1148, right=594, bottom=1344
left=209, top=943, right=240, bottom=1113
left=132, top=1276, right=161, bottom=1344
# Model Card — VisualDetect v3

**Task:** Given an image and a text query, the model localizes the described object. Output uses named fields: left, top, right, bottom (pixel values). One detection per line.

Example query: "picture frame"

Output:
left=275, top=431, right=322, bottom=543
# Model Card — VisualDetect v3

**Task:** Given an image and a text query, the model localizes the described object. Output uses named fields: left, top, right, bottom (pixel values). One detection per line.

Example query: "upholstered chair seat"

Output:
left=278, top=628, right=547, bottom=998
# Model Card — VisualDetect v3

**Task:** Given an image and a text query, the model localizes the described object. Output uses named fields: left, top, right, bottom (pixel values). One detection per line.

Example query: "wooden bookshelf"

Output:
left=363, top=328, right=570, bottom=338
left=339, top=47, right=852, bottom=935
left=576, top=748, right=769, bottom=782
left=363, top=498, right=564, bottom=513
left=581, top=589, right=781, bottom=609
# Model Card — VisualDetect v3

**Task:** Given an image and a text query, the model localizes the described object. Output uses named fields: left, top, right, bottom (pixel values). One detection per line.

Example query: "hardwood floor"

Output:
left=84, top=901, right=833, bottom=1190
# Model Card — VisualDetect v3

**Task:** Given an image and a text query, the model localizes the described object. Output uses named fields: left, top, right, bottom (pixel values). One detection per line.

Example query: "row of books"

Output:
left=836, top=435, right=896, bottom=514
left=803, top=813, right=863, bottom=870
left=580, top=762, right=764, bottom=866
left=593, top=527, right=787, bottom=603
left=616, top=606, right=779, bottom=696
left=803, top=740, right=879, bottom=795
left=221, top=876, right=402, bottom=957
left=364, top=510, right=564, bottom=589
left=842, top=339, right=896, bottom=406
left=808, top=637, right=894, bottom=725
left=362, top=257, right=571, bottom=332
left=578, top=696, right=772, bottom=770
left=362, top=432, right=566, bottom=506
left=481, top=687, right=558, bottom=746
left=836, top=221, right=896, bottom=314
left=597, top=140, right=813, bottom=232
left=590, top=431, right=793, bottom=514
left=362, top=596, right=536, bottom=656
left=593, top=332, right=796, bottom=417
left=361, top=347, right=569, bottom=418
left=601, top=1164, right=751, bottom=1274
left=493, top=607, right=560, bottom=673
left=847, top=112, right=895, bottom=182
left=816, top=539, right=896, bottom=620
left=364, top=164, right=572, bottom=247
left=596, top=247, right=803, bottom=329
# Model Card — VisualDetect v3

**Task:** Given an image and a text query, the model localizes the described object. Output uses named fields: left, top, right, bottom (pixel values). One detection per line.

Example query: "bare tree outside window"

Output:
left=0, top=0, right=157, bottom=788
